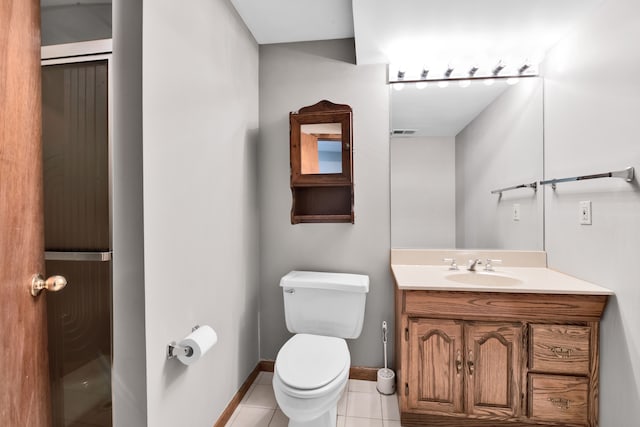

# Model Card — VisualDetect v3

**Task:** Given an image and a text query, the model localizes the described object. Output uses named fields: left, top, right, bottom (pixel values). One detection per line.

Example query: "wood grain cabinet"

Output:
left=406, top=319, right=523, bottom=418
left=289, top=100, right=354, bottom=224
left=395, top=289, right=608, bottom=427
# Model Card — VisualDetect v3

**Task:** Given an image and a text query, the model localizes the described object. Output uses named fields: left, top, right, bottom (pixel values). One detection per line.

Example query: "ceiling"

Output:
left=231, top=0, right=601, bottom=66
left=40, top=1, right=601, bottom=136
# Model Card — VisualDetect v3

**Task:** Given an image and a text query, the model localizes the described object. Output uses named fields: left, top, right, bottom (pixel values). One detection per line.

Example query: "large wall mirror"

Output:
left=390, top=77, right=543, bottom=250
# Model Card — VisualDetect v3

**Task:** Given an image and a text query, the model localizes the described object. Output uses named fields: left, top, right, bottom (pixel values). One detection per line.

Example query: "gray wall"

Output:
left=41, top=4, right=112, bottom=46
left=258, top=39, right=393, bottom=367
left=112, top=1, right=146, bottom=425
left=390, top=136, right=456, bottom=248
left=542, top=0, right=640, bottom=423
left=456, top=78, right=544, bottom=250
left=141, top=0, right=260, bottom=426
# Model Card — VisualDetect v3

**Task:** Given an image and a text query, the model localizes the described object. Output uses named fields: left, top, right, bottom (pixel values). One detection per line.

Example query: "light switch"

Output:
left=579, top=201, right=592, bottom=225
left=512, top=204, right=520, bottom=221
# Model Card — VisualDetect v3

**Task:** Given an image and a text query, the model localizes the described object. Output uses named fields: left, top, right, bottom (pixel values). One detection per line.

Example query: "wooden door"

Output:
left=407, top=318, right=464, bottom=414
left=464, top=322, right=523, bottom=418
left=0, top=0, right=52, bottom=426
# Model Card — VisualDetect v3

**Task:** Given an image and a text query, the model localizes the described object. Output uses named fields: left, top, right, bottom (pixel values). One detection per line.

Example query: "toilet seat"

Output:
left=275, top=334, right=349, bottom=392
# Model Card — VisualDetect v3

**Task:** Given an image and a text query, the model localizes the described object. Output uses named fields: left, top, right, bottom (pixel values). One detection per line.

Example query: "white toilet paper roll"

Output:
left=177, top=325, right=218, bottom=365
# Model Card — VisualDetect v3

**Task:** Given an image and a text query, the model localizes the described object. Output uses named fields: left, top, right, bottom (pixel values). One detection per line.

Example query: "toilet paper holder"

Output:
left=167, top=325, right=200, bottom=360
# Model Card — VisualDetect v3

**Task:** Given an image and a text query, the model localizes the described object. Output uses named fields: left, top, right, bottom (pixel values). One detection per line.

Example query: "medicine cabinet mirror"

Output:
left=290, top=100, right=354, bottom=224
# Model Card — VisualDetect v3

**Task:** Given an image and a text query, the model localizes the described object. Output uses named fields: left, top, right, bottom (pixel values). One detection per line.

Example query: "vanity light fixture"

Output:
left=438, top=66, right=454, bottom=88
left=444, top=66, right=454, bottom=78
left=388, top=61, right=537, bottom=88
left=394, top=69, right=406, bottom=90
left=417, top=69, right=429, bottom=87
left=492, top=61, right=506, bottom=76
left=459, top=66, right=479, bottom=88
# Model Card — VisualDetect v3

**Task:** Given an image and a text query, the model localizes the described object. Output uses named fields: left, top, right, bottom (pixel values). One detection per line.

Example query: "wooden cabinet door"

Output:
left=408, top=318, right=464, bottom=414
left=465, top=322, right=523, bottom=418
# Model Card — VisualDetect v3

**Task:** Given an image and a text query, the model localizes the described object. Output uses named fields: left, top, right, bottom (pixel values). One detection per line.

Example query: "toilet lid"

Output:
left=276, top=334, right=349, bottom=390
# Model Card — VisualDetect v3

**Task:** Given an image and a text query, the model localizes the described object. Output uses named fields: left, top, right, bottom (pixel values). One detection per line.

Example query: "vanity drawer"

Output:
left=529, top=374, right=589, bottom=426
left=530, top=324, right=590, bottom=375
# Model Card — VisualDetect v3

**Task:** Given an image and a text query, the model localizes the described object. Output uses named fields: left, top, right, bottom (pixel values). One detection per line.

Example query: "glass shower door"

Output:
left=42, top=58, right=112, bottom=427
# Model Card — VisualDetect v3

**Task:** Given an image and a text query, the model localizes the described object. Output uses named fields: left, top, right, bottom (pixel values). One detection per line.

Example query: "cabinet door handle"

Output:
left=455, top=350, right=462, bottom=375
left=550, top=346, right=573, bottom=358
left=467, top=350, right=475, bottom=375
left=548, top=397, right=571, bottom=410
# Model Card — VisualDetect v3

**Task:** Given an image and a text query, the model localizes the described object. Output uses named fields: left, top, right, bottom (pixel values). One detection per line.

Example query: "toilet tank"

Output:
left=280, top=270, right=369, bottom=339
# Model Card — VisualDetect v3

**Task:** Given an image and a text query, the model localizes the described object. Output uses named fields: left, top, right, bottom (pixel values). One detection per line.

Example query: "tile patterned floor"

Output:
left=225, top=372, right=400, bottom=427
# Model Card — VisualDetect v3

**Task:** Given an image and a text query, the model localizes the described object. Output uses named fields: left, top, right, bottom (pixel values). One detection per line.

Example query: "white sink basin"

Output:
left=446, top=271, right=522, bottom=287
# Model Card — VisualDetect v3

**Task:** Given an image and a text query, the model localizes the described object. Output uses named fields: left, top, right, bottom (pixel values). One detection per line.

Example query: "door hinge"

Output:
left=405, top=383, right=409, bottom=396
left=405, top=327, right=409, bottom=341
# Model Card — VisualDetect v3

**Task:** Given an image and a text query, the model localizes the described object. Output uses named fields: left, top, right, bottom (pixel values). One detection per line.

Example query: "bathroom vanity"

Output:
left=391, top=250, right=612, bottom=427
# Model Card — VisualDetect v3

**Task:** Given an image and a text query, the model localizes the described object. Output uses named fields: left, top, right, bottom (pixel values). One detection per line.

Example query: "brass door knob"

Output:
left=31, top=274, right=67, bottom=297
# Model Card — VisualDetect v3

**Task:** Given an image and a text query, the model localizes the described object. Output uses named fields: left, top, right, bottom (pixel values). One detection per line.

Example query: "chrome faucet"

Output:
left=467, top=258, right=483, bottom=272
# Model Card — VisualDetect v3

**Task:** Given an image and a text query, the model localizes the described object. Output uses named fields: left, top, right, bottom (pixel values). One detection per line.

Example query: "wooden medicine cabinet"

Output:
left=289, top=100, right=354, bottom=224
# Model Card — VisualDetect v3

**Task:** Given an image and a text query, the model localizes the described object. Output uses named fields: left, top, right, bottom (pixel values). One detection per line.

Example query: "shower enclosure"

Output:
left=42, top=43, right=113, bottom=427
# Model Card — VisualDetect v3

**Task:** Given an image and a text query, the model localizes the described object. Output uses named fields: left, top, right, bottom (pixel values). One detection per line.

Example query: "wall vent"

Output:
left=391, top=129, right=417, bottom=135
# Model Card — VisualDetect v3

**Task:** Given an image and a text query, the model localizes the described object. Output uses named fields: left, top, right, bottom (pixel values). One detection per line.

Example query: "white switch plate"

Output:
left=579, top=201, right=592, bottom=225
left=512, top=204, right=520, bottom=221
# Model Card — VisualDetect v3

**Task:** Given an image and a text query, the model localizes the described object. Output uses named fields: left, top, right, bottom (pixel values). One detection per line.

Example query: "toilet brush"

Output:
left=376, top=321, right=396, bottom=395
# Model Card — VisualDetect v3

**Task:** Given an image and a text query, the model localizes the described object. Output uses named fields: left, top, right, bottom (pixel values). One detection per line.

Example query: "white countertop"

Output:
left=391, top=264, right=613, bottom=295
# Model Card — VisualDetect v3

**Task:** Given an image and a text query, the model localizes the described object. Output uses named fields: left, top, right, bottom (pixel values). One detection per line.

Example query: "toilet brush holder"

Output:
left=377, top=321, right=396, bottom=395
left=376, top=367, right=396, bottom=395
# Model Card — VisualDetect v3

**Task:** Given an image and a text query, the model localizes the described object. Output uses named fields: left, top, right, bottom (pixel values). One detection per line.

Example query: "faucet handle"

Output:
left=443, top=258, right=459, bottom=270
left=485, top=259, right=502, bottom=271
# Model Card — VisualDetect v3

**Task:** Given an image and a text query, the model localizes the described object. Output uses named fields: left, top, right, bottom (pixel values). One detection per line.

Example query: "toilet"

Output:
left=273, top=270, right=369, bottom=427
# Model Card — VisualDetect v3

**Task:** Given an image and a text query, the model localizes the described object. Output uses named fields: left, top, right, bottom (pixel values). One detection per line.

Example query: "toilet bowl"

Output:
left=273, top=334, right=350, bottom=427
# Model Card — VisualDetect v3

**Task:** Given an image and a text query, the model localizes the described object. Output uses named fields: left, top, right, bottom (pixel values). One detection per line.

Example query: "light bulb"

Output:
left=437, top=81, right=449, bottom=88
left=458, top=79, right=471, bottom=88
left=483, top=78, right=495, bottom=86
left=393, top=83, right=405, bottom=91
left=416, top=81, right=428, bottom=89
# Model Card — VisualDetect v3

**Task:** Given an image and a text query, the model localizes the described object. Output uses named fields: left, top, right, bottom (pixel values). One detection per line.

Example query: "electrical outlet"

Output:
left=512, top=204, right=520, bottom=221
left=579, top=201, right=592, bottom=225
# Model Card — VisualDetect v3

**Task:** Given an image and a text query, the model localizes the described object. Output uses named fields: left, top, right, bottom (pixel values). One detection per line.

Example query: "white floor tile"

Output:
left=382, top=420, right=402, bottom=427
left=256, top=371, right=274, bottom=385
left=337, top=389, right=348, bottom=416
left=229, top=407, right=274, bottom=427
left=380, top=394, right=400, bottom=421
left=348, top=379, right=378, bottom=393
left=242, top=384, right=278, bottom=409
left=268, top=408, right=288, bottom=427
left=346, top=392, right=382, bottom=419
left=344, top=417, right=384, bottom=427
left=225, top=405, right=243, bottom=427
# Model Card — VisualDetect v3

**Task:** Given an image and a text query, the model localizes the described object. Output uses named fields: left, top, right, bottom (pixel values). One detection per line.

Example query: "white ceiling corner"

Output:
left=230, top=0, right=354, bottom=45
